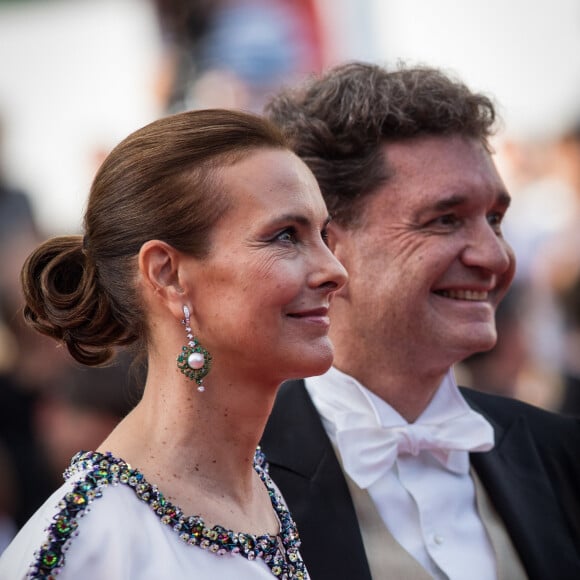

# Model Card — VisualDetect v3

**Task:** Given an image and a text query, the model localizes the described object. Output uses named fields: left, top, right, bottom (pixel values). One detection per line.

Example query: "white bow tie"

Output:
left=336, top=411, right=494, bottom=489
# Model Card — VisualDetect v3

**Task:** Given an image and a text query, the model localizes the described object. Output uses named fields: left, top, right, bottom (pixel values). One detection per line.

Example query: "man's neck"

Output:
left=332, top=359, right=449, bottom=423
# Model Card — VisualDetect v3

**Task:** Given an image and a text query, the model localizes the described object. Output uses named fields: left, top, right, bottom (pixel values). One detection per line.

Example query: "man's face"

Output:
left=328, top=135, right=516, bottom=374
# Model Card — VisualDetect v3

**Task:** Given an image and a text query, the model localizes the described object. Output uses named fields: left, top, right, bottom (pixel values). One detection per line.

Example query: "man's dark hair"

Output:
left=265, top=61, right=497, bottom=226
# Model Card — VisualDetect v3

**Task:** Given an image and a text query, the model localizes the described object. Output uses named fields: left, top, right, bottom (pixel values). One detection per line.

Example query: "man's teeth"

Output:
left=437, top=289, right=488, bottom=300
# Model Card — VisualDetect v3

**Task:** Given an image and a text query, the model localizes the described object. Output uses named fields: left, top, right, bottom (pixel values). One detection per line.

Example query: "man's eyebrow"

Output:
left=496, top=191, right=512, bottom=208
left=416, top=190, right=512, bottom=219
left=414, top=194, right=467, bottom=221
left=431, top=194, right=467, bottom=213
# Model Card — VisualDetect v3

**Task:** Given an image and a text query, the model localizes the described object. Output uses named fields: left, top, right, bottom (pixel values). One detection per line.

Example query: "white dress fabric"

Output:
left=0, top=450, right=308, bottom=580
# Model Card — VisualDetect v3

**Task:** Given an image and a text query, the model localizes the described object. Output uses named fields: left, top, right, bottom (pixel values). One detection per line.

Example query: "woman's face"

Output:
left=184, top=148, right=347, bottom=384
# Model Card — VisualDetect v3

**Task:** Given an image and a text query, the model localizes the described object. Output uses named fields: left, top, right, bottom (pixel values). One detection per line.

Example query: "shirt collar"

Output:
left=305, top=365, right=487, bottom=432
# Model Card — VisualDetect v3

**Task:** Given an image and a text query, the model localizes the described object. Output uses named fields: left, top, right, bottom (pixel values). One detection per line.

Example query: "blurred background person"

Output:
left=154, top=0, right=325, bottom=112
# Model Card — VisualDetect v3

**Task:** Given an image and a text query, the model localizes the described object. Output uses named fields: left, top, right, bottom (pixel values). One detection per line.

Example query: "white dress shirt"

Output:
left=305, top=366, right=497, bottom=580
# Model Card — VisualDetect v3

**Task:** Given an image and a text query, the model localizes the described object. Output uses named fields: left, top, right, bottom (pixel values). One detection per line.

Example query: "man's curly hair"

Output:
left=265, top=62, right=497, bottom=227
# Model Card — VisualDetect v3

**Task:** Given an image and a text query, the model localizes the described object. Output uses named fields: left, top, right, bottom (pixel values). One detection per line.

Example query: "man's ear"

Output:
left=138, top=240, right=187, bottom=315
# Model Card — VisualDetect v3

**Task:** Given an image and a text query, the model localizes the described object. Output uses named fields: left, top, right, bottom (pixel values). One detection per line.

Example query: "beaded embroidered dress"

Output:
left=0, top=449, right=308, bottom=579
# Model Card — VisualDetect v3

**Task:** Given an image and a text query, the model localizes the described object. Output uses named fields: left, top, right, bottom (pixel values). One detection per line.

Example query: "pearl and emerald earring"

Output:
left=176, top=305, right=212, bottom=392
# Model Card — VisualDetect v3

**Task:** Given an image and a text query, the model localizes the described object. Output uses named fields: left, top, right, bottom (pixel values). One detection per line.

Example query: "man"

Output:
left=261, top=63, right=580, bottom=580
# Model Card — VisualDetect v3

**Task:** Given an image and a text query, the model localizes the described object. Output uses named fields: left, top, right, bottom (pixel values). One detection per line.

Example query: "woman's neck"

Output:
left=96, top=367, right=279, bottom=529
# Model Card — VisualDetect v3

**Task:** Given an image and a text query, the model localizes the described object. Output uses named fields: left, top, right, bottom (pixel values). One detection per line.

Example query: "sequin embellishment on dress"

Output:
left=27, top=449, right=308, bottom=579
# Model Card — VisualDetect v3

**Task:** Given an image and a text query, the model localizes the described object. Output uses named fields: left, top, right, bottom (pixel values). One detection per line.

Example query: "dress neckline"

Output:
left=29, top=448, right=308, bottom=579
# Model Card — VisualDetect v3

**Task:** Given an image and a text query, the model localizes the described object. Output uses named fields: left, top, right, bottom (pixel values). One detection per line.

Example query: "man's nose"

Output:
left=460, top=221, right=513, bottom=274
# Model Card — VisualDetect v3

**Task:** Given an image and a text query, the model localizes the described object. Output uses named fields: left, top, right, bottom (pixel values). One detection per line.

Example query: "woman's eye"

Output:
left=321, top=228, right=329, bottom=245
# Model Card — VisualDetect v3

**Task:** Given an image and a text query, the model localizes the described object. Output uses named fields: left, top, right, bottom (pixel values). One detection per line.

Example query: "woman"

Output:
left=0, top=109, right=347, bottom=579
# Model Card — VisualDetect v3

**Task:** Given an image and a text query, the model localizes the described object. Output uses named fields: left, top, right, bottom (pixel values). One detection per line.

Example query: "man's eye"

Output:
left=487, top=212, right=504, bottom=233
left=275, top=228, right=297, bottom=243
left=432, top=214, right=460, bottom=227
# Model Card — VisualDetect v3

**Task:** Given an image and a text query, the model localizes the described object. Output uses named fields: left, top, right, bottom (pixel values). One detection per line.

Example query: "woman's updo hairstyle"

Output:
left=21, top=109, right=288, bottom=366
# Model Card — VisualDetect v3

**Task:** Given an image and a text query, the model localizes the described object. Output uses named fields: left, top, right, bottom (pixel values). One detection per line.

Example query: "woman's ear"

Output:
left=138, top=240, right=186, bottom=316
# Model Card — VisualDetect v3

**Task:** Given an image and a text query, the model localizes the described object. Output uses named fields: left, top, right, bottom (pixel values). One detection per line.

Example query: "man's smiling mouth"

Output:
left=434, top=289, right=488, bottom=301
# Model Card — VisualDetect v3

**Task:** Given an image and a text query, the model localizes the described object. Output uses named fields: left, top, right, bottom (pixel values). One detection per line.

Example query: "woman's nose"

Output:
left=310, top=243, right=348, bottom=292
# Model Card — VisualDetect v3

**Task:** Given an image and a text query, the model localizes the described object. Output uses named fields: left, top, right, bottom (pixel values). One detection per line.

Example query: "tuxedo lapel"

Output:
left=464, top=391, right=580, bottom=580
left=265, top=383, right=580, bottom=579
left=262, top=380, right=372, bottom=580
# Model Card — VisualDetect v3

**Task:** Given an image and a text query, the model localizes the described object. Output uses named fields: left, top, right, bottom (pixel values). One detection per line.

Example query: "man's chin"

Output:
left=444, top=324, right=497, bottom=359
left=457, top=336, right=498, bottom=361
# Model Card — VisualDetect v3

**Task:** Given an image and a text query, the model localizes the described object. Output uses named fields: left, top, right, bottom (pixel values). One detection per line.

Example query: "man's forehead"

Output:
left=381, top=134, right=493, bottom=167
left=384, top=136, right=503, bottom=186
left=352, top=136, right=508, bottom=221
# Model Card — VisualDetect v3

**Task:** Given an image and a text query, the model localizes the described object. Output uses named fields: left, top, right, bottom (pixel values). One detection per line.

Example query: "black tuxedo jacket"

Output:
left=261, top=380, right=580, bottom=580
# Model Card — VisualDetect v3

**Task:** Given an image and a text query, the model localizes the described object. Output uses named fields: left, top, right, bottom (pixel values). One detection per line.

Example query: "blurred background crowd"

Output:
left=1, top=0, right=580, bottom=553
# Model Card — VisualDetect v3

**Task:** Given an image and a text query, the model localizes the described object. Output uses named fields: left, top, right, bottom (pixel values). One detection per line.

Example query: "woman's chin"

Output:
left=285, top=346, right=335, bottom=380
